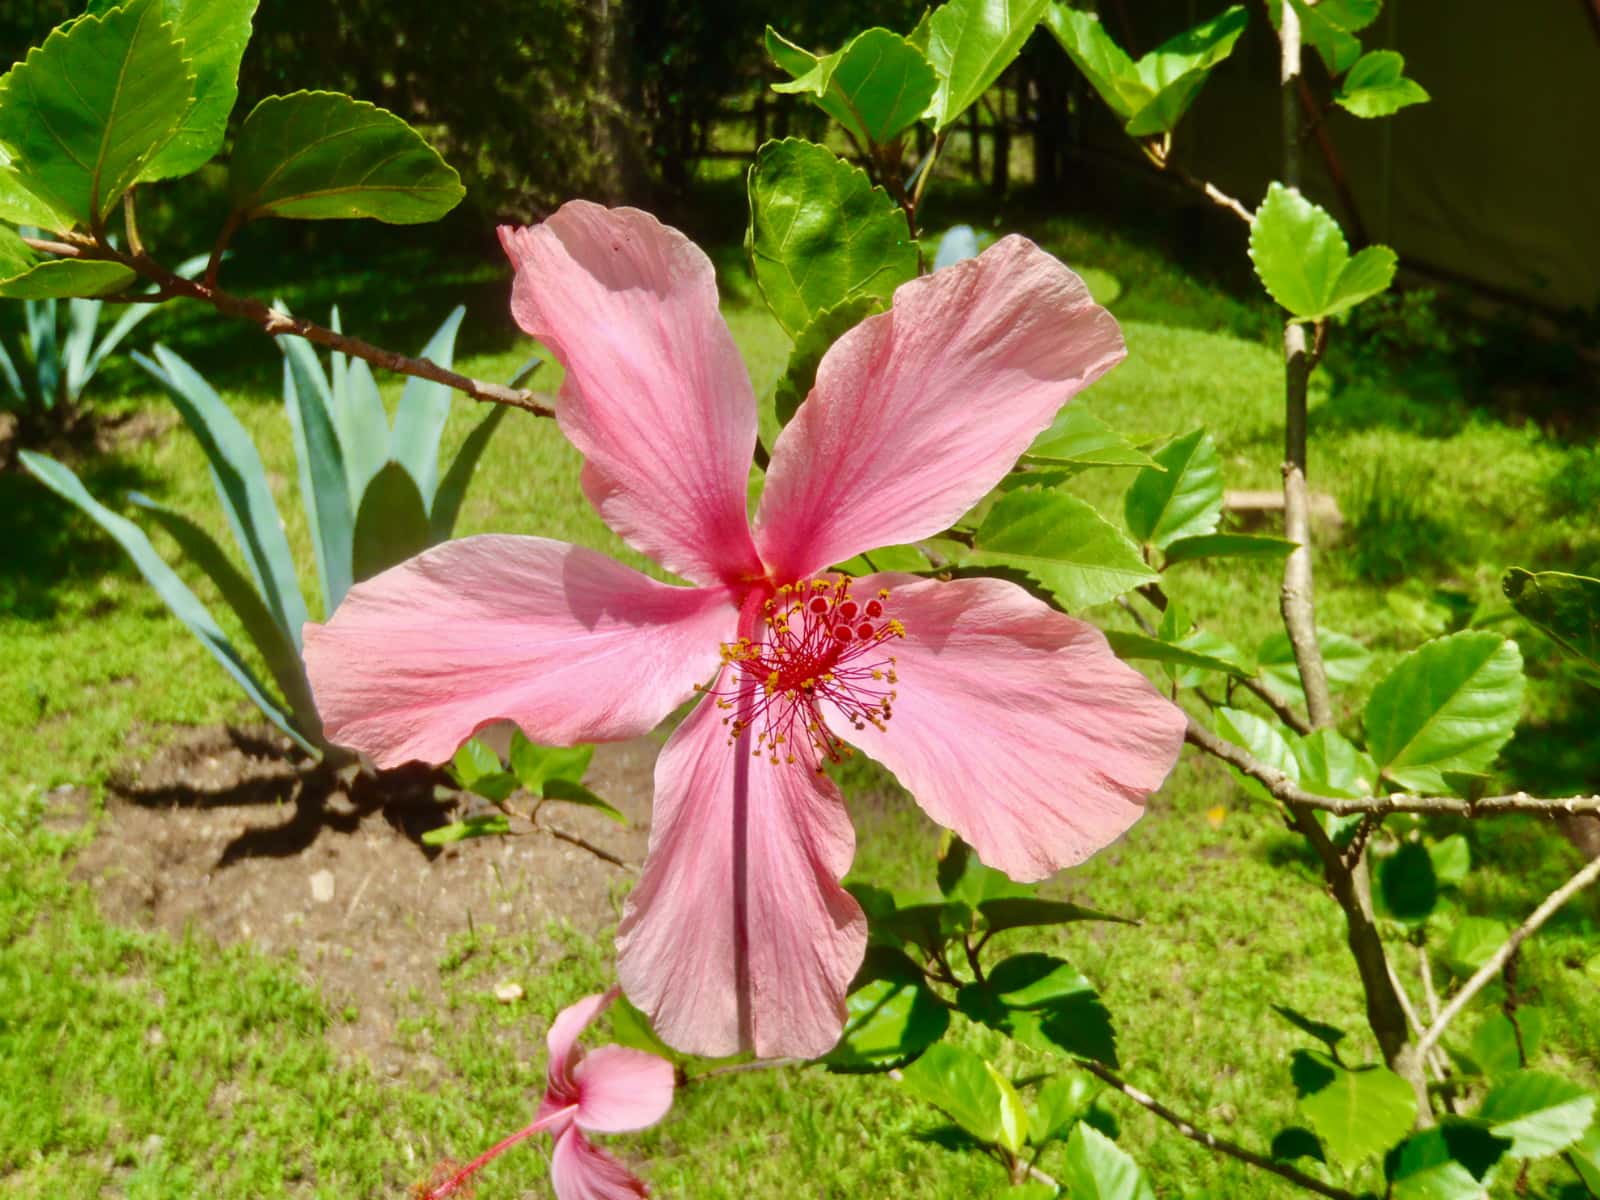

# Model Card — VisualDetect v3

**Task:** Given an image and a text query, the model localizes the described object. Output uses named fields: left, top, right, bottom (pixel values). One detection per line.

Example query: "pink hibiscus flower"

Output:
left=422, top=987, right=673, bottom=1200
left=304, top=201, right=1185, bottom=1059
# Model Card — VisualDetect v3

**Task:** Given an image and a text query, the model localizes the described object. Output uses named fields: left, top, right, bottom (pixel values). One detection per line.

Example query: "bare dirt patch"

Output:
left=74, top=723, right=657, bottom=1077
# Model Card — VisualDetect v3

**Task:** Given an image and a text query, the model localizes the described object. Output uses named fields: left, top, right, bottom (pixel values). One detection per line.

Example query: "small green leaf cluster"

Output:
left=19, top=307, right=507, bottom=758
left=425, top=729, right=622, bottom=847
left=0, top=0, right=463, bottom=301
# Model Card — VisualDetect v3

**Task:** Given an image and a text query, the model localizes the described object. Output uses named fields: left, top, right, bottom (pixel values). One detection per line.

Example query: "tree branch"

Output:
left=1185, top=717, right=1600, bottom=818
left=1416, top=854, right=1600, bottom=1060
left=1077, top=1060, right=1359, bottom=1200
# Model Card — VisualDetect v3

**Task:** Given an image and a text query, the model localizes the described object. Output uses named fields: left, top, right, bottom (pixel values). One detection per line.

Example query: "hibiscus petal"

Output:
left=574, top=1046, right=675, bottom=1134
left=616, top=691, right=866, bottom=1058
left=500, top=203, right=763, bottom=588
left=835, top=576, right=1185, bottom=882
left=544, top=988, right=617, bottom=1097
left=303, top=536, right=736, bottom=768
left=755, top=236, right=1125, bottom=581
left=549, top=1127, right=650, bottom=1200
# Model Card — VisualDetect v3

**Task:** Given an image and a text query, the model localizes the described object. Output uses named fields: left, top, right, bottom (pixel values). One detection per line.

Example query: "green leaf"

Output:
left=391, top=305, right=466, bottom=507
left=128, top=491, right=317, bottom=737
left=18, top=450, right=315, bottom=755
left=1285, top=0, right=1365, bottom=76
left=1162, top=533, right=1297, bottom=567
left=1103, top=629, right=1251, bottom=678
left=977, top=897, right=1137, bottom=935
left=1388, top=1124, right=1504, bottom=1200
left=608, top=993, right=675, bottom=1060
left=1273, top=1005, right=1347, bottom=1053
left=1363, top=632, right=1524, bottom=793
left=1025, top=406, right=1157, bottom=468
left=1569, top=1120, right=1600, bottom=1192
left=541, top=777, right=628, bottom=825
left=1440, top=916, right=1510, bottom=979
left=772, top=295, right=884, bottom=428
left=1061, top=1123, right=1155, bottom=1200
left=507, top=733, right=593, bottom=793
left=421, top=814, right=511, bottom=846
left=1292, top=729, right=1378, bottom=799
left=1376, top=842, right=1438, bottom=923
left=1428, top=834, right=1471, bottom=887
left=1030, top=1071, right=1099, bottom=1144
left=229, top=91, right=465, bottom=223
left=115, top=0, right=259, bottom=179
left=0, top=146, right=73, bottom=228
left=1478, top=1071, right=1597, bottom=1159
left=959, top=953, right=1118, bottom=1065
left=1292, top=1050, right=1417, bottom=1170
left=823, top=946, right=950, bottom=1072
left=971, top=488, right=1156, bottom=610
left=938, top=836, right=1033, bottom=908
left=1044, top=4, right=1247, bottom=137
left=1502, top=568, right=1600, bottom=671
left=1214, top=706, right=1299, bottom=803
left=1258, top=628, right=1372, bottom=702
left=350, top=461, right=431, bottom=584
left=1124, top=429, right=1222, bottom=549
left=1249, top=183, right=1397, bottom=320
left=0, top=255, right=137, bottom=299
left=0, top=2, right=195, bottom=225
left=747, top=138, right=917, bottom=338
left=280, top=333, right=355, bottom=613
left=430, top=404, right=508, bottom=541
left=923, top=0, right=1050, bottom=129
left=767, top=27, right=938, bottom=146
left=133, top=345, right=308, bottom=647
left=1336, top=50, right=1429, bottom=118
left=450, top=737, right=502, bottom=785
left=900, top=1043, right=1006, bottom=1144
left=985, top=1062, right=1030, bottom=1153
left=1461, top=1009, right=1543, bottom=1079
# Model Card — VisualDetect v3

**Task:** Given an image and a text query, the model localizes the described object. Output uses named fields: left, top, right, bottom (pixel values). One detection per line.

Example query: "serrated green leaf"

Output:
left=1285, top=0, right=1365, bottom=75
left=1377, top=841, right=1438, bottom=923
left=972, top=488, right=1155, bottom=610
left=1440, top=916, right=1510, bottom=979
left=1043, top=5, right=1142, bottom=122
left=350, top=461, right=430, bottom=584
left=1292, top=729, right=1378, bottom=799
left=1461, top=1009, right=1544, bottom=1079
left=1293, top=1051, right=1417, bottom=1169
left=1271, top=1127, right=1325, bottom=1163
left=773, top=295, right=884, bottom=427
left=1030, top=1072, right=1098, bottom=1144
left=0, top=146, right=73, bottom=228
left=937, top=836, right=1033, bottom=908
left=0, top=2, right=195, bottom=225
left=924, top=0, right=1050, bottom=129
left=1336, top=49, right=1429, bottom=119
left=1479, top=1071, right=1597, bottom=1159
left=823, top=946, right=950, bottom=1072
left=450, top=737, right=502, bottom=786
left=768, top=27, right=938, bottom=146
left=104, top=0, right=259, bottom=179
left=1389, top=1124, right=1504, bottom=1200
left=1502, top=568, right=1600, bottom=671
left=1428, top=834, right=1471, bottom=887
left=507, top=733, right=593, bottom=793
left=1249, top=183, right=1396, bottom=320
left=421, top=814, right=511, bottom=846
left=1364, top=632, right=1524, bottom=793
left=1257, top=628, right=1372, bottom=702
left=230, top=91, right=464, bottom=223
left=900, top=1043, right=1006, bottom=1144
left=747, top=138, right=916, bottom=338
left=1103, top=629, right=1250, bottom=678
left=985, top=1062, right=1030, bottom=1153
left=1124, top=429, right=1222, bottom=549
left=19, top=450, right=314, bottom=755
left=608, top=992, right=676, bottom=1059
left=1214, top=705, right=1299, bottom=802
left=1062, top=1123, right=1155, bottom=1200
left=1162, top=533, right=1296, bottom=567
left=959, top=953, right=1118, bottom=1065
left=0, top=255, right=137, bottom=299
left=1026, top=405, right=1157, bottom=468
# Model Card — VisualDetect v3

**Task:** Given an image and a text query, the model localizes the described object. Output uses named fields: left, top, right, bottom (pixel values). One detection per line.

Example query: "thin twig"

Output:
left=1417, top=854, right=1600, bottom=1060
left=1185, top=717, right=1600, bottom=818
left=1163, top=160, right=1255, bottom=225
left=545, top=825, right=631, bottom=870
left=1077, top=1060, right=1359, bottom=1200
left=685, top=1057, right=803, bottom=1085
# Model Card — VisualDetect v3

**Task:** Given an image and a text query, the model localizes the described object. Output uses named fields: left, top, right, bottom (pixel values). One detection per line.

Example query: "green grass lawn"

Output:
left=3, top=197, right=1597, bottom=1198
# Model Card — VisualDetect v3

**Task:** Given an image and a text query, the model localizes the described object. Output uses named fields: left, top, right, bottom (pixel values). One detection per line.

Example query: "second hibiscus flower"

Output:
left=303, top=201, right=1185, bottom=1060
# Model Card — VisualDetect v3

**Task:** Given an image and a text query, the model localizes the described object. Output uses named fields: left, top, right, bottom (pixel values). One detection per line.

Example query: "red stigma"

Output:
left=703, top=578, right=903, bottom=769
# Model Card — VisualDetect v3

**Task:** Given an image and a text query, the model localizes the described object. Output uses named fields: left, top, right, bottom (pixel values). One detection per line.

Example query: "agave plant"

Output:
left=0, top=253, right=208, bottom=441
left=21, top=306, right=527, bottom=760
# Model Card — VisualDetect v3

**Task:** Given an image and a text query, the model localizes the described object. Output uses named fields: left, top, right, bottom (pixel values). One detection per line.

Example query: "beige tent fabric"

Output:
left=1099, top=0, right=1600, bottom=312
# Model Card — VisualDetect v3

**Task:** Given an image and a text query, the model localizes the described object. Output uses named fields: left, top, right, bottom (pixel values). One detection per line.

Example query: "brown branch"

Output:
left=544, top=825, right=631, bottom=870
left=1077, top=1061, right=1359, bottom=1200
left=1165, top=160, right=1254, bottom=225
left=1416, top=854, right=1600, bottom=1060
left=1185, top=717, right=1600, bottom=818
